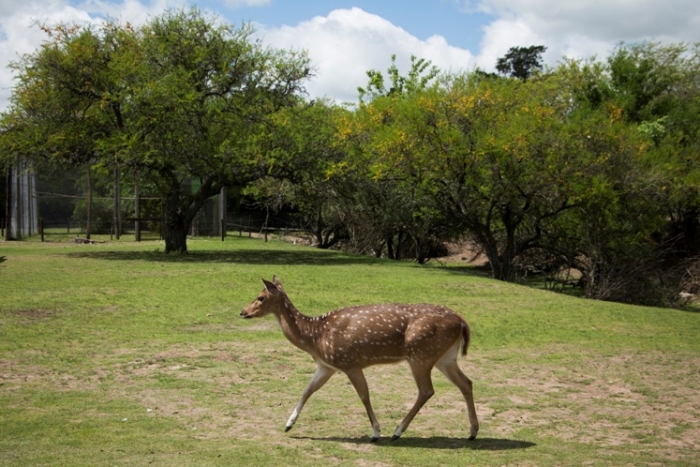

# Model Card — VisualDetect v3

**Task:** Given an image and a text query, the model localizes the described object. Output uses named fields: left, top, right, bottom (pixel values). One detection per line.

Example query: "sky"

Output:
left=0, top=0, right=699, bottom=108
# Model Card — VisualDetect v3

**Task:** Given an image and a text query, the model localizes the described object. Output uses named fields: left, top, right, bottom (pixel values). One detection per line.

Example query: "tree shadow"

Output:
left=291, top=435, right=535, bottom=451
left=65, top=248, right=380, bottom=266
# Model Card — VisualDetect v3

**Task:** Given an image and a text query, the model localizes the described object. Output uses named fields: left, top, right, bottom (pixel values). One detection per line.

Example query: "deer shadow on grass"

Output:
left=291, top=436, right=535, bottom=451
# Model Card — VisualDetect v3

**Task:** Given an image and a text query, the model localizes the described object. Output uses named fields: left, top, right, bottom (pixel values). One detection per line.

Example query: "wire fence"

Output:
left=3, top=166, right=309, bottom=243
left=23, top=190, right=307, bottom=243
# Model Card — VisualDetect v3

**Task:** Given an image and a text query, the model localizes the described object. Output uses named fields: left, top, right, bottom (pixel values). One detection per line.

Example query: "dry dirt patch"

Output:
left=473, top=347, right=700, bottom=456
left=11, top=309, right=55, bottom=320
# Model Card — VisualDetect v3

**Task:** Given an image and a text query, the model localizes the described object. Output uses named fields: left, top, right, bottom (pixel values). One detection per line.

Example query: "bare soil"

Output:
left=4, top=339, right=697, bottom=464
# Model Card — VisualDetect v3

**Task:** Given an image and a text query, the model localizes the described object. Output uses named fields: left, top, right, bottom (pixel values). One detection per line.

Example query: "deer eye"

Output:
left=257, top=296, right=265, bottom=302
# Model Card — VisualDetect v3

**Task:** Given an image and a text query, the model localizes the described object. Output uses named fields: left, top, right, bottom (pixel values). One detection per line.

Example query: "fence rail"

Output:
left=26, top=215, right=309, bottom=244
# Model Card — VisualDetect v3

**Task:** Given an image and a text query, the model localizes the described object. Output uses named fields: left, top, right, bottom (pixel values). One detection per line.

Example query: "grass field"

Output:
left=1, top=237, right=699, bottom=466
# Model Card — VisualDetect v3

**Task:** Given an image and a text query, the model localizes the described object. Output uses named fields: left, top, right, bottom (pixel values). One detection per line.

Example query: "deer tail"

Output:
left=461, top=322, right=470, bottom=357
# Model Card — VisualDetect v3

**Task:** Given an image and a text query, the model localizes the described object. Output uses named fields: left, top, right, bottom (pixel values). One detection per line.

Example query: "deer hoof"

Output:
left=284, top=426, right=293, bottom=433
left=370, top=436, right=379, bottom=443
left=391, top=434, right=401, bottom=441
left=468, top=434, right=477, bottom=441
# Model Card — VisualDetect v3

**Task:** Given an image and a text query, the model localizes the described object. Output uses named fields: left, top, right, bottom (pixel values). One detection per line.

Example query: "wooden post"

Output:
left=4, top=168, right=10, bottom=240
left=86, top=165, right=92, bottom=240
left=220, top=186, right=227, bottom=241
left=28, top=168, right=34, bottom=237
left=134, top=180, right=141, bottom=242
left=15, top=166, right=21, bottom=240
left=113, top=166, right=121, bottom=240
left=160, top=198, right=165, bottom=240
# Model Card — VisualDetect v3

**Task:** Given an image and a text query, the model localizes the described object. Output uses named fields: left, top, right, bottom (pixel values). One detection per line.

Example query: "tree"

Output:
left=496, top=45, right=547, bottom=81
left=251, top=99, right=350, bottom=248
left=334, top=55, right=452, bottom=262
left=606, top=43, right=700, bottom=258
left=428, top=72, right=584, bottom=280
left=349, top=67, right=643, bottom=282
left=0, top=8, right=311, bottom=253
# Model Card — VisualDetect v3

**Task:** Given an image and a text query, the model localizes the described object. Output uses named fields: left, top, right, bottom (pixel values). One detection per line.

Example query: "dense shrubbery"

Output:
left=1, top=8, right=698, bottom=305
left=271, top=45, right=700, bottom=306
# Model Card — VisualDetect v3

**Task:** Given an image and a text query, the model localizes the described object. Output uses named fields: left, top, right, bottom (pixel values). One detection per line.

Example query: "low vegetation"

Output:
left=1, top=237, right=698, bottom=466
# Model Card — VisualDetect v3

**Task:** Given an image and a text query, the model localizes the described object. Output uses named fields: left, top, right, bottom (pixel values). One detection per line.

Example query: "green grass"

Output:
left=1, top=237, right=699, bottom=466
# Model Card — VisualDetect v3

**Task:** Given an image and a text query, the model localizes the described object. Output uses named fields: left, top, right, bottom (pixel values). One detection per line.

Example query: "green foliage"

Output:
left=316, top=46, right=699, bottom=303
left=607, top=42, right=690, bottom=122
left=495, top=45, right=548, bottom=80
left=3, top=30, right=700, bottom=304
left=336, top=58, right=455, bottom=261
left=358, top=54, right=440, bottom=103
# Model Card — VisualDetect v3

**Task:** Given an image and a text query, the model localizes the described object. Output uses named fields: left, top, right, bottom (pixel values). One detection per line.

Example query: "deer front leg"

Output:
left=286, top=364, right=335, bottom=432
left=345, top=368, right=381, bottom=442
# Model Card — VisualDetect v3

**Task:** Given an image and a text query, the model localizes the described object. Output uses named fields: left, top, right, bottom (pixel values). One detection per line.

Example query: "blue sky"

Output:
left=1, top=0, right=699, bottom=106
left=197, top=0, right=493, bottom=53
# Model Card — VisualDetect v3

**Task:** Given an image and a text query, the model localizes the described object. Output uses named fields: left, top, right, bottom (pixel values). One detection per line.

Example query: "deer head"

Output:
left=240, top=276, right=286, bottom=319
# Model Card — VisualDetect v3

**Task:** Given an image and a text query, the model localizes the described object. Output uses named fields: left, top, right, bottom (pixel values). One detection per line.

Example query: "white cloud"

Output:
left=0, top=2, right=93, bottom=109
left=473, top=0, right=700, bottom=70
left=223, top=0, right=271, bottom=8
left=477, top=0, right=700, bottom=41
left=256, top=7, right=475, bottom=103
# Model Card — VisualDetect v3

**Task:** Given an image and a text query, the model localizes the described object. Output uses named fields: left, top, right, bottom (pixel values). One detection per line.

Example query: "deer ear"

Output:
left=272, top=275, right=285, bottom=292
left=262, top=279, right=279, bottom=294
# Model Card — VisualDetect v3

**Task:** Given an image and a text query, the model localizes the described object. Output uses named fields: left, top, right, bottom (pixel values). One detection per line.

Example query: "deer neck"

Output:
left=274, top=298, right=322, bottom=354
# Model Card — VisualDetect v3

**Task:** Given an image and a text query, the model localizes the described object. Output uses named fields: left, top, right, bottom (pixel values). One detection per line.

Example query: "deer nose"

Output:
left=240, top=310, right=250, bottom=318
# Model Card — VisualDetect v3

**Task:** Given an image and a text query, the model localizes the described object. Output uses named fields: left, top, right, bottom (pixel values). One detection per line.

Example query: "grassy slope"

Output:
left=0, top=237, right=698, bottom=466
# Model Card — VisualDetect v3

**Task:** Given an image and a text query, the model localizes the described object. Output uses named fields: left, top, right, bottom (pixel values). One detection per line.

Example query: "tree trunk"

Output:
left=683, top=207, right=700, bottom=256
left=163, top=193, right=189, bottom=254
left=386, top=234, right=395, bottom=260
left=478, top=231, right=515, bottom=282
left=314, top=204, right=324, bottom=247
left=160, top=176, right=220, bottom=254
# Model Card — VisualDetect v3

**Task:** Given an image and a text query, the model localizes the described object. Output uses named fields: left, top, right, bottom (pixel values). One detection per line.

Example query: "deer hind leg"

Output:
left=435, top=347, right=479, bottom=440
left=286, top=364, right=335, bottom=432
left=392, top=361, right=435, bottom=440
left=345, top=368, right=381, bottom=442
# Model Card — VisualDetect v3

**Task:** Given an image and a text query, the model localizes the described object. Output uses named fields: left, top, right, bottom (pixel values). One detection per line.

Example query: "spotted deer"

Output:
left=240, top=276, right=479, bottom=442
